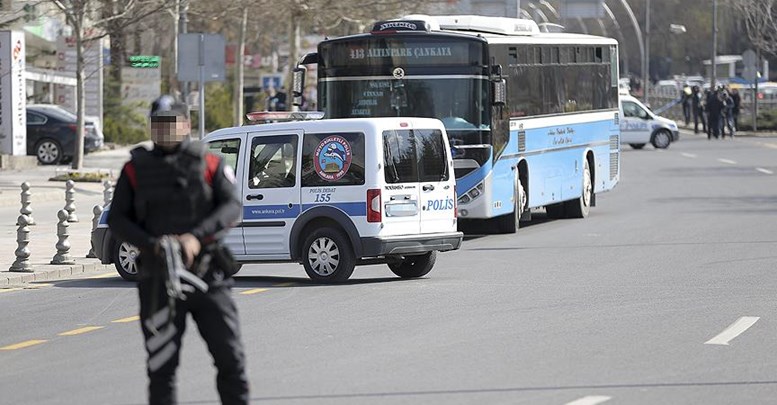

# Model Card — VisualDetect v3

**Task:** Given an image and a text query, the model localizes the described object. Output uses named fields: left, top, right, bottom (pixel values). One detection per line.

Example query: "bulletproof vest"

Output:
left=130, top=140, right=214, bottom=236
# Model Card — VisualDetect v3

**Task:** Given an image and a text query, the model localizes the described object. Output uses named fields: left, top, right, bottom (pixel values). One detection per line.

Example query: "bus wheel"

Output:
left=498, top=176, right=525, bottom=233
left=565, top=159, right=592, bottom=218
left=388, top=251, right=436, bottom=278
left=302, top=227, right=356, bottom=283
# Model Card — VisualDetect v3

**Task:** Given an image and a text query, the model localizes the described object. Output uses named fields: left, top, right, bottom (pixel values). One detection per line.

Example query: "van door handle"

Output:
left=422, top=184, right=435, bottom=191
left=246, top=194, right=264, bottom=201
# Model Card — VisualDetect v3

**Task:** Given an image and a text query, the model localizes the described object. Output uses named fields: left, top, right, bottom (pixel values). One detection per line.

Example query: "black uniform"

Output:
left=108, top=139, right=248, bottom=404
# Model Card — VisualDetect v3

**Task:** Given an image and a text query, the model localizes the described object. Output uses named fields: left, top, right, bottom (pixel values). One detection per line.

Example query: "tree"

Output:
left=48, top=0, right=174, bottom=169
left=728, top=0, right=777, bottom=57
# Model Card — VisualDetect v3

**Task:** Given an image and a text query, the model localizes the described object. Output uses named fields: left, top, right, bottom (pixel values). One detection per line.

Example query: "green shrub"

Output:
left=103, top=104, right=149, bottom=145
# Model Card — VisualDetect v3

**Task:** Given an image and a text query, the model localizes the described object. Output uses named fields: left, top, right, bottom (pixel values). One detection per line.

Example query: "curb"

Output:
left=1, top=262, right=116, bottom=287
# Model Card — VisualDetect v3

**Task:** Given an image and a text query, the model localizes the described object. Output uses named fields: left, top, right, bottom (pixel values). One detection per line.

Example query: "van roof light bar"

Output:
left=245, top=111, right=325, bottom=123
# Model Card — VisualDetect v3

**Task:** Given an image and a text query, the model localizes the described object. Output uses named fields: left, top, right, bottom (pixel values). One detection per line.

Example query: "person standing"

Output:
left=706, top=87, right=723, bottom=139
left=681, top=85, right=692, bottom=126
left=720, top=88, right=735, bottom=138
left=691, top=86, right=706, bottom=134
left=108, top=95, right=249, bottom=404
left=730, top=87, right=741, bottom=133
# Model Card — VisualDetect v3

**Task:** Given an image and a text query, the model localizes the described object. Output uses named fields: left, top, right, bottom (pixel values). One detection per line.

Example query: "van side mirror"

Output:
left=292, top=66, right=306, bottom=107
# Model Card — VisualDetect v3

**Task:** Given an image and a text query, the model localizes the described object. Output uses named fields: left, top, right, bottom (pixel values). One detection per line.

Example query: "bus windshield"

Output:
left=322, top=77, right=490, bottom=145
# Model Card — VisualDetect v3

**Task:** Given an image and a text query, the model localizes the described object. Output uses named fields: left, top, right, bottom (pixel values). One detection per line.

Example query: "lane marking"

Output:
left=240, top=288, right=268, bottom=295
left=58, top=326, right=104, bottom=336
left=111, top=316, right=140, bottom=323
left=756, top=168, right=774, bottom=175
left=717, top=158, right=737, bottom=165
left=565, top=396, right=612, bottom=405
left=0, top=288, right=23, bottom=294
left=89, top=272, right=118, bottom=279
left=0, top=339, right=47, bottom=351
left=705, top=316, right=760, bottom=345
left=681, top=153, right=697, bottom=158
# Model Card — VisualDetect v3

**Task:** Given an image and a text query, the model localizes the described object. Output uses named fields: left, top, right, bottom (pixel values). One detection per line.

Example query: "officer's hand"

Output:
left=178, top=233, right=201, bottom=269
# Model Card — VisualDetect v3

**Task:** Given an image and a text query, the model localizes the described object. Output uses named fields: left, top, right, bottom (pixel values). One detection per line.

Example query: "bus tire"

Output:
left=498, top=176, right=525, bottom=233
left=565, top=159, right=592, bottom=218
left=301, top=227, right=356, bottom=283
left=629, top=143, right=646, bottom=150
left=388, top=251, right=436, bottom=279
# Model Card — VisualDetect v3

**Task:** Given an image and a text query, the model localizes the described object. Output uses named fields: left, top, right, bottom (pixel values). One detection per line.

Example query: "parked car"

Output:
left=620, top=94, right=679, bottom=150
left=92, top=115, right=463, bottom=283
left=26, top=104, right=103, bottom=164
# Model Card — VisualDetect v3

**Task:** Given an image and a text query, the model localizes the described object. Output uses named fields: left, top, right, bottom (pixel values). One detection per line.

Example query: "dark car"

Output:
left=26, top=104, right=104, bottom=165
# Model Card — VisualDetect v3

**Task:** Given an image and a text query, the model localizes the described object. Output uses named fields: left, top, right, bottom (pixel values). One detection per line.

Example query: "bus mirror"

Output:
left=292, top=67, right=306, bottom=106
left=492, top=79, right=506, bottom=106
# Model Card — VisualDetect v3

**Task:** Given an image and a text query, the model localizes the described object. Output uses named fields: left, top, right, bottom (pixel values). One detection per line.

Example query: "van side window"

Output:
left=248, top=135, right=298, bottom=189
left=207, top=138, right=241, bottom=170
left=301, top=132, right=365, bottom=187
left=622, top=101, right=648, bottom=119
left=383, top=129, right=449, bottom=184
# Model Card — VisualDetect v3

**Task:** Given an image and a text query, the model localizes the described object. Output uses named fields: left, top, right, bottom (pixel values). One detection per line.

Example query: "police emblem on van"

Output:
left=314, top=135, right=353, bottom=181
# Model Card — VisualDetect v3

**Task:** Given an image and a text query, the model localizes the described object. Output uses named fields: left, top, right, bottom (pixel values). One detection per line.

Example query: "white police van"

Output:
left=620, top=94, right=680, bottom=150
left=93, top=113, right=462, bottom=283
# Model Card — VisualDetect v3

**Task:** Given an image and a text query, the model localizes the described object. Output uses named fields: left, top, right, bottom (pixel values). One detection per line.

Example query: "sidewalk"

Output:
left=0, top=151, right=130, bottom=286
left=678, top=123, right=777, bottom=138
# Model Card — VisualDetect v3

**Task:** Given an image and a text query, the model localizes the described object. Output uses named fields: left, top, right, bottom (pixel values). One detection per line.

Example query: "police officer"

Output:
left=108, top=95, right=249, bottom=404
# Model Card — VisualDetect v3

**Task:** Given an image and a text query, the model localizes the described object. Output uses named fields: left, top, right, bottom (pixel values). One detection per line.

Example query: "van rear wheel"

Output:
left=388, top=251, right=437, bottom=279
left=302, top=227, right=355, bottom=283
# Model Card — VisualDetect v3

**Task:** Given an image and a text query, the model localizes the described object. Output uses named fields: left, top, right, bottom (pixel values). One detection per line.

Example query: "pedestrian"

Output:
left=691, top=86, right=706, bottom=134
left=730, top=87, right=741, bottom=133
left=720, top=87, right=735, bottom=138
left=681, top=85, right=692, bottom=126
left=706, top=87, right=723, bottom=139
left=108, top=95, right=249, bottom=404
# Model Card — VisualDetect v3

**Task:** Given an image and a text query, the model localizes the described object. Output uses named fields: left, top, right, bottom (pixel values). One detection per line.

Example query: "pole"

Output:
left=179, top=0, right=189, bottom=103
left=753, top=48, right=759, bottom=131
left=617, top=0, right=644, bottom=96
left=711, top=0, right=718, bottom=90
left=642, top=0, right=650, bottom=103
left=198, top=34, right=205, bottom=139
left=235, top=8, right=247, bottom=126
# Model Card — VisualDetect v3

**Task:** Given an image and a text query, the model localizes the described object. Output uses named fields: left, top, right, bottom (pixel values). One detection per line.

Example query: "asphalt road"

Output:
left=2, top=132, right=777, bottom=404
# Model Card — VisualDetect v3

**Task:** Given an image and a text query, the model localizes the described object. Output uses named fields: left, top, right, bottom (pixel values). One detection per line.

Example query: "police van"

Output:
left=620, top=93, right=680, bottom=150
left=93, top=113, right=463, bottom=283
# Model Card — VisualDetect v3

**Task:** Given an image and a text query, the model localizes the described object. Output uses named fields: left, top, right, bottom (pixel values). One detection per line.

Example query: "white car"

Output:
left=620, top=94, right=680, bottom=149
left=93, top=114, right=463, bottom=283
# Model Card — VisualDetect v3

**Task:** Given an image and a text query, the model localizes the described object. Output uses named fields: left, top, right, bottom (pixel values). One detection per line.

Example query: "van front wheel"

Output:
left=388, top=251, right=437, bottom=279
left=302, top=228, right=355, bottom=283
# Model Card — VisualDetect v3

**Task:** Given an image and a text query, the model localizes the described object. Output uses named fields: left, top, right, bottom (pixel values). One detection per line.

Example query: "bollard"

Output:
left=86, top=204, right=103, bottom=258
left=103, top=180, right=113, bottom=207
left=9, top=215, right=33, bottom=272
left=19, top=182, right=35, bottom=226
left=51, top=209, right=75, bottom=265
left=64, top=179, right=78, bottom=223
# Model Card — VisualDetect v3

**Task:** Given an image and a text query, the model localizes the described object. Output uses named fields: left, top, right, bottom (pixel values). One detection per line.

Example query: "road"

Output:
left=2, top=132, right=777, bottom=404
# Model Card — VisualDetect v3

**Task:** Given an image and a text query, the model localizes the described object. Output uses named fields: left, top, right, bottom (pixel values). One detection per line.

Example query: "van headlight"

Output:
left=458, top=182, right=484, bottom=205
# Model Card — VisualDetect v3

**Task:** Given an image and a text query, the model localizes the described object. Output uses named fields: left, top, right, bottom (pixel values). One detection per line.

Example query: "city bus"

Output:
left=292, top=15, right=621, bottom=233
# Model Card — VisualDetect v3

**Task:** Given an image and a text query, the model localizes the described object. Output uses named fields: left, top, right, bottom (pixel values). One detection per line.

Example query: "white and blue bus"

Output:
left=293, top=15, right=620, bottom=233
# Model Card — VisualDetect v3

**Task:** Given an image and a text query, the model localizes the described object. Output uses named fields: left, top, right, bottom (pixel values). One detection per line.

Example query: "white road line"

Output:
left=705, top=316, right=760, bottom=345
left=717, top=158, right=737, bottom=165
left=681, top=153, right=697, bottom=158
left=756, top=168, right=774, bottom=175
left=565, top=396, right=612, bottom=405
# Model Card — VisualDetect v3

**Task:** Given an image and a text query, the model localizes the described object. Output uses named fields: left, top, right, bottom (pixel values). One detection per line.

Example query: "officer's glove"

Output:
left=177, top=233, right=201, bottom=269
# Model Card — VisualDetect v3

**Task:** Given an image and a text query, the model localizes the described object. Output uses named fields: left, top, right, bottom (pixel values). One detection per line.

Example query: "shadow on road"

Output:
left=234, top=275, right=410, bottom=288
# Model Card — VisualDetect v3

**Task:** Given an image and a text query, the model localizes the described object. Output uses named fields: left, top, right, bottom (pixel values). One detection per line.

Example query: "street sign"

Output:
left=177, top=33, right=225, bottom=82
left=128, top=55, right=160, bottom=68
left=560, top=0, right=605, bottom=19
left=742, top=49, right=757, bottom=69
left=261, top=74, right=283, bottom=90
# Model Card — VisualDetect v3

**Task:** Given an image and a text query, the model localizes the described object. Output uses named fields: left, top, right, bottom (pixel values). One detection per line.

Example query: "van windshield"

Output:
left=383, top=129, right=449, bottom=184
